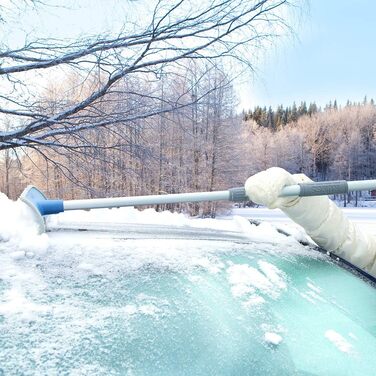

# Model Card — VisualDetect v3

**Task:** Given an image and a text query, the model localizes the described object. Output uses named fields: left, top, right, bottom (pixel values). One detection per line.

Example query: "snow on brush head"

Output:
left=0, top=192, right=48, bottom=253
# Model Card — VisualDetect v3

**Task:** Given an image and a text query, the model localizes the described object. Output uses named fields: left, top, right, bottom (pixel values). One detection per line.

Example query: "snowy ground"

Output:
left=232, top=207, right=376, bottom=235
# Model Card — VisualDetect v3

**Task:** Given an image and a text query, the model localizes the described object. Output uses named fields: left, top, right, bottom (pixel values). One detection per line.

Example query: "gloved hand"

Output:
left=244, top=167, right=376, bottom=276
left=244, top=167, right=299, bottom=209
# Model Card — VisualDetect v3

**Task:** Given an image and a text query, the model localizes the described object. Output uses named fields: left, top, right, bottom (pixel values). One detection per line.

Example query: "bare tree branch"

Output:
left=0, top=0, right=293, bottom=150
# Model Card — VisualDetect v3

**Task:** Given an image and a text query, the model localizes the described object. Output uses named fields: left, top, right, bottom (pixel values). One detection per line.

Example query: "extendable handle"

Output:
left=280, top=179, right=376, bottom=197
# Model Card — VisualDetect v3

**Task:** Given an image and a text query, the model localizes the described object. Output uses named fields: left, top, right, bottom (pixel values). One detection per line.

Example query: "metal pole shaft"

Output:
left=348, top=180, right=376, bottom=191
left=63, top=190, right=231, bottom=211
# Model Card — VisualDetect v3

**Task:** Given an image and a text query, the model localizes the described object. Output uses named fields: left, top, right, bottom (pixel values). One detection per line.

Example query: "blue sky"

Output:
left=241, top=0, right=376, bottom=110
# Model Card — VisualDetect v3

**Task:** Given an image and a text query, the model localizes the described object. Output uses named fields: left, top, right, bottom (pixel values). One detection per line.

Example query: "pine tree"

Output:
left=282, top=106, right=288, bottom=124
left=275, top=105, right=284, bottom=129
left=252, top=106, right=263, bottom=125
left=260, top=106, right=268, bottom=127
left=267, top=106, right=275, bottom=129
left=289, top=102, right=298, bottom=122
left=325, top=100, right=332, bottom=111
left=242, top=109, right=247, bottom=121
left=308, top=102, right=318, bottom=116
left=298, top=101, right=307, bottom=116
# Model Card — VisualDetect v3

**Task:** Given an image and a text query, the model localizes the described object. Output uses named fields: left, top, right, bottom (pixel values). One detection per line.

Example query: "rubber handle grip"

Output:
left=298, top=181, right=348, bottom=196
left=229, top=187, right=249, bottom=201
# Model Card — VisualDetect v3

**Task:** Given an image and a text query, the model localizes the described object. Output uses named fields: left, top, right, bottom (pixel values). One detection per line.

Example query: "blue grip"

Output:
left=36, top=200, right=64, bottom=215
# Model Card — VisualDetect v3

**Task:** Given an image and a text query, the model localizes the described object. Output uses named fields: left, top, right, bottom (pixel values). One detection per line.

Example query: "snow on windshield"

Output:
left=1, top=193, right=375, bottom=375
left=0, top=191, right=318, bottom=318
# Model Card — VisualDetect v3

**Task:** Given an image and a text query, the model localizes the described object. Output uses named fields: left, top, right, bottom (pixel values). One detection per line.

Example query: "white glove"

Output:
left=245, top=167, right=376, bottom=277
left=244, top=167, right=299, bottom=209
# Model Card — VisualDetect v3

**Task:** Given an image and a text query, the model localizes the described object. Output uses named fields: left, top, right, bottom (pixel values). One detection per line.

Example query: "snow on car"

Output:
left=0, top=193, right=375, bottom=375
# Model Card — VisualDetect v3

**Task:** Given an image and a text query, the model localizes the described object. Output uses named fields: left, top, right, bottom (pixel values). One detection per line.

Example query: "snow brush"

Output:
left=20, top=179, right=376, bottom=233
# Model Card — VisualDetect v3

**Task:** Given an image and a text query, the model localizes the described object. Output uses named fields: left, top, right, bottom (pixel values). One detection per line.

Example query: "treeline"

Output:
left=243, top=103, right=376, bottom=185
left=244, top=97, right=375, bottom=129
left=2, top=66, right=376, bottom=214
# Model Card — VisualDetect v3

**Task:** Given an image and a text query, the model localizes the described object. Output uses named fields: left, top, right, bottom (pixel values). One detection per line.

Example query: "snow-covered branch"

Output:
left=0, top=0, right=291, bottom=150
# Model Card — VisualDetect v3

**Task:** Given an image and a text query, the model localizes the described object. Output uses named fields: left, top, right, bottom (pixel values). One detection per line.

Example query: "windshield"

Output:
left=1, top=233, right=375, bottom=375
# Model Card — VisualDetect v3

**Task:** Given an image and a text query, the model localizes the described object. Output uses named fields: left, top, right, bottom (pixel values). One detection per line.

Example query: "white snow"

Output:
left=299, top=292, right=317, bottom=305
left=48, top=205, right=248, bottom=233
left=258, top=260, right=287, bottom=289
left=233, top=207, right=376, bottom=235
left=1, top=191, right=372, bottom=295
left=0, top=190, right=370, bottom=373
left=264, top=332, right=283, bottom=345
left=0, top=192, right=341, bottom=304
left=0, top=192, right=307, bottom=261
left=8, top=190, right=376, bottom=258
left=123, top=303, right=161, bottom=316
left=325, top=330, right=354, bottom=354
left=307, top=282, right=322, bottom=293
left=230, top=283, right=255, bottom=298
left=0, top=191, right=371, bottom=327
left=227, top=261, right=287, bottom=300
left=0, top=189, right=321, bottom=339
left=0, top=288, right=51, bottom=320
left=0, top=192, right=49, bottom=253
left=242, top=295, right=265, bottom=308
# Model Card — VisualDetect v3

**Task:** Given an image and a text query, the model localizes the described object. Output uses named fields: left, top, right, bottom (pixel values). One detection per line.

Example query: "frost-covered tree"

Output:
left=0, top=0, right=293, bottom=152
left=242, top=102, right=376, bottom=186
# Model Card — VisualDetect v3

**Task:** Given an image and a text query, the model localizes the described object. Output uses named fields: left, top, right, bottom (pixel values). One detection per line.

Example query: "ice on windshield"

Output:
left=1, top=194, right=376, bottom=375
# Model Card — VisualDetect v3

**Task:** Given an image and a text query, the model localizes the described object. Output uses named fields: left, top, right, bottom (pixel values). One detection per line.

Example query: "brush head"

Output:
left=19, top=186, right=47, bottom=234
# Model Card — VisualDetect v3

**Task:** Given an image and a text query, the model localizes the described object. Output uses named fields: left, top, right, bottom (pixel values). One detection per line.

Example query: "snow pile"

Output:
left=0, top=192, right=49, bottom=253
left=0, top=189, right=310, bottom=268
left=46, top=203, right=302, bottom=244
left=48, top=205, right=291, bottom=239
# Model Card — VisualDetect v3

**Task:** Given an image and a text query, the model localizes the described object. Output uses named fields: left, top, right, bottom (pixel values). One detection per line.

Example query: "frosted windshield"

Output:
left=0, top=236, right=375, bottom=375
